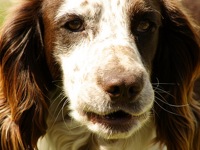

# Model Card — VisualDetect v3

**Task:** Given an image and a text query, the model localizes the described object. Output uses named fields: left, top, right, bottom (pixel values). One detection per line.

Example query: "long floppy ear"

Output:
left=152, top=1, right=200, bottom=150
left=0, top=1, right=52, bottom=149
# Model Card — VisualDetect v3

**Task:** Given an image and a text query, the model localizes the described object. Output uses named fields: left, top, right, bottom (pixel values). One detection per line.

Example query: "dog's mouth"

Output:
left=81, top=109, right=150, bottom=138
left=86, top=110, right=140, bottom=126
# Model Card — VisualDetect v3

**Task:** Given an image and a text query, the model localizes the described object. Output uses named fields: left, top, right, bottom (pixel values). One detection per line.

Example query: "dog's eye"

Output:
left=64, top=18, right=84, bottom=32
left=136, top=20, right=155, bottom=33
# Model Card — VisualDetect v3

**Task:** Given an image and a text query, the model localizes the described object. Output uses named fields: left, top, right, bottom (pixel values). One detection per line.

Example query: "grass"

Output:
left=0, top=1, right=12, bottom=26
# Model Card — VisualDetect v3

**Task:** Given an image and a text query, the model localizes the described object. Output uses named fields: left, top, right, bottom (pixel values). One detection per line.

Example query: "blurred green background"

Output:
left=0, top=0, right=12, bottom=26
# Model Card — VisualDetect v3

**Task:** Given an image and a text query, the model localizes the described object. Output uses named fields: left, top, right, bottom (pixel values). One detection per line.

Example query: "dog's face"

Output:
left=43, top=0, right=161, bottom=139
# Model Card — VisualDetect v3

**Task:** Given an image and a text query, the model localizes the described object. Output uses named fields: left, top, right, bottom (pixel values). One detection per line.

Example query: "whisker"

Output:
left=152, top=78, right=178, bottom=86
left=50, top=92, right=66, bottom=116
left=67, top=122, right=85, bottom=130
left=154, top=87, right=175, bottom=99
left=47, top=87, right=69, bottom=129
left=154, top=87, right=175, bottom=100
left=152, top=83, right=177, bottom=85
left=154, top=101, right=185, bottom=117
left=153, top=81, right=189, bottom=108
left=155, top=94, right=189, bottom=107
left=151, top=107, right=159, bottom=119
left=49, top=97, right=68, bottom=129
left=61, top=99, right=72, bottom=128
left=53, top=83, right=63, bottom=91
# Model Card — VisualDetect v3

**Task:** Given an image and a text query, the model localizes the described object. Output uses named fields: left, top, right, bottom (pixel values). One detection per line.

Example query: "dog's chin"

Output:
left=72, top=109, right=151, bottom=140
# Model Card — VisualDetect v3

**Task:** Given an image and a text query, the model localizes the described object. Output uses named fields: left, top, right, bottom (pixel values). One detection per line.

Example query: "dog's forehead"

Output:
left=54, top=0, right=159, bottom=19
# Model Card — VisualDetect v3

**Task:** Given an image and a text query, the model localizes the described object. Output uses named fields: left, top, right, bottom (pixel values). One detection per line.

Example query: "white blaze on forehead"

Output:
left=56, top=0, right=128, bottom=26
left=56, top=0, right=102, bottom=19
left=55, top=0, right=134, bottom=45
left=55, top=0, right=143, bottom=65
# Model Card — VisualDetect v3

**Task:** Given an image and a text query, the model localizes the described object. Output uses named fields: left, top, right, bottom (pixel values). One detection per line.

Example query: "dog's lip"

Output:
left=86, top=110, right=143, bottom=125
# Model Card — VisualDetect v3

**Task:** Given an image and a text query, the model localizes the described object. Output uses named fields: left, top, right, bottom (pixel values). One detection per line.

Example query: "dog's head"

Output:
left=46, top=0, right=161, bottom=139
left=0, top=0, right=200, bottom=149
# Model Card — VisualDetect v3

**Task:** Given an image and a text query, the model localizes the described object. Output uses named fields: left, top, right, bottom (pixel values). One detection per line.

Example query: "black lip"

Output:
left=103, top=110, right=132, bottom=120
left=87, top=110, right=134, bottom=125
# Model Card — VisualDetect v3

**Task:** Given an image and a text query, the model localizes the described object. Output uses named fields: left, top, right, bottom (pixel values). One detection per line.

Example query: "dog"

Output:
left=0, top=0, right=200, bottom=150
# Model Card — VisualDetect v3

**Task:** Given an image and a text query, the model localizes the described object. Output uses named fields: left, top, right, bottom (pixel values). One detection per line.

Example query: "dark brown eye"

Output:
left=136, top=20, right=154, bottom=33
left=64, top=18, right=84, bottom=32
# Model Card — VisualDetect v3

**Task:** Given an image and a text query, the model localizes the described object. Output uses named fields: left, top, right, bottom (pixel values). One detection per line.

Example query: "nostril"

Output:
left=107, top=85, right=121, bottom=97
left=105, top=83, right=142, bottom=100
left=99, top=69, right=144, bottom=101
left=127, top=85, right=142, bottom=98
left=128, top=86, right=135, bottom=96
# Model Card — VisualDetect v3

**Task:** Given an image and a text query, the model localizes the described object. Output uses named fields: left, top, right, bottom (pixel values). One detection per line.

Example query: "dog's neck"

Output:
left=37, top=117, right=163, bottom=150
left=37, top=88, right=164, bottom=150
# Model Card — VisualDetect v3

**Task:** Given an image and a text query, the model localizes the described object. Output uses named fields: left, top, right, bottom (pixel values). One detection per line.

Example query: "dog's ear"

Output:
left=152, top=1, right=200, bottom=150
left=0, top=1, right=51, bottom=149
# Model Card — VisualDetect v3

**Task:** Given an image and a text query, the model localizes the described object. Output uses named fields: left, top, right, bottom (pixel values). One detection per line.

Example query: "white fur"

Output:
left=38, top=117, right=165, bottom=150
left=38, top=0, right=164, bottom=149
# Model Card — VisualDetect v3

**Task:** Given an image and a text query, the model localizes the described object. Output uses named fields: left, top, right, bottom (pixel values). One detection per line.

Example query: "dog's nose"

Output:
left=100, top=69, right=144, bottom=102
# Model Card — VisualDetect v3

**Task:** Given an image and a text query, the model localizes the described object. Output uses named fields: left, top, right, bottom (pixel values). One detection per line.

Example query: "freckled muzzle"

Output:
left=63, top=44, right=154, bottom=138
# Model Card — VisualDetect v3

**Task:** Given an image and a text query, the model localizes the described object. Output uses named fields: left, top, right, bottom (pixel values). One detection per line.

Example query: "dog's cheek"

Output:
left=59, top=52, right=100, bottom=96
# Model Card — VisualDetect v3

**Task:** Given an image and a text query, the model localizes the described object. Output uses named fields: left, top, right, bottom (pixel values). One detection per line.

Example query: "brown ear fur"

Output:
left=152, top=1, right=200, bottom=150
left=0, top=1, right=51, bottom=149
left=1, top=0, right=200, bottom=150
